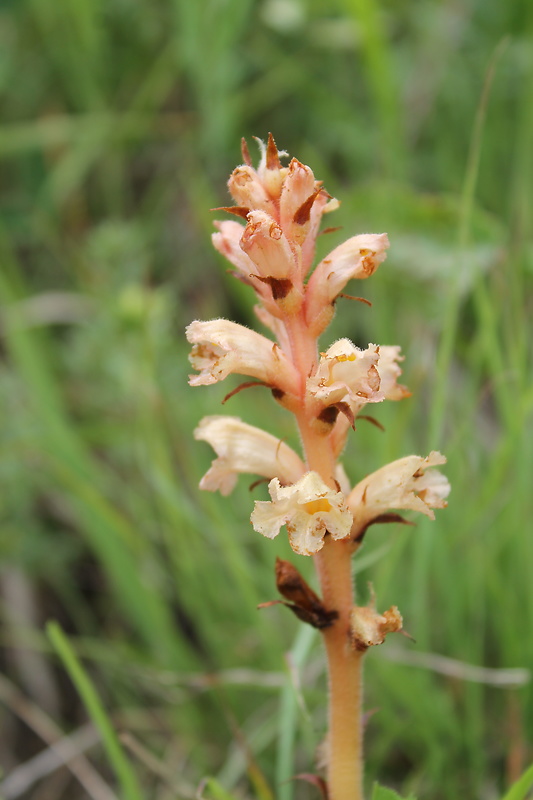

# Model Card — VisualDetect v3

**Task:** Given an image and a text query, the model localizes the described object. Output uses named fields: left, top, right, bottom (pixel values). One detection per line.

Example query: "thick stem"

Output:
left=284, top=313, right=365, bottom=800
left=315, top=540, right=364, bottom=800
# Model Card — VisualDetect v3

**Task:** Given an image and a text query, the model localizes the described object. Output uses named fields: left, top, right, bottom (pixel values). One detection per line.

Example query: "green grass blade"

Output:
left=372, top=783, right=417, bottom=800
left=198, top=777, right=238, bottom=800
left=500, top=763, right=533, bottom=800
left=47, top=621, right=143, bottom=800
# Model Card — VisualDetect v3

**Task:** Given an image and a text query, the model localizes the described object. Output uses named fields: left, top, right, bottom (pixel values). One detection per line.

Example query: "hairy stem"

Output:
left=315, top=540, right=364, bottom=800
left=286, top=313, right=364, bottom=800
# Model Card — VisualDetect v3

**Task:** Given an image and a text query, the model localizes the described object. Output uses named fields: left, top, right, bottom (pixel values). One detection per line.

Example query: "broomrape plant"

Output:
left=186, top=135, right=450, bottom=800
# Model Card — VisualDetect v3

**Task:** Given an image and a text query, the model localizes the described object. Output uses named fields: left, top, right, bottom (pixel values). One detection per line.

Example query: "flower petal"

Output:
left=376, top=345, right=411, bottom=400
left=328, top=344, right=410, bottom=455
left=194, top=416, right=305, bottom=495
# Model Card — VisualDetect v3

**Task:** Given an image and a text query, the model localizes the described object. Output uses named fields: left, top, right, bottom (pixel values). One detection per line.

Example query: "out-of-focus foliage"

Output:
left=0, top=1, right=532, bottom=799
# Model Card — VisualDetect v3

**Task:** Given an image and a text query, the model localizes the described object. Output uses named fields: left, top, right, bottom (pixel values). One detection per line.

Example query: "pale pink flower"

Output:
left=307, top=339, right=383, bottom=416
left=280, top=159, right=316, bottom=222
left=227, top=164, right=277, bottom=216
left=279, top=158, right=321, bottom=252
left=305, top=233, right=390, bottom=328
left=212, top=220, right=290, bottom=313
left=347, top=452, right=450, bottom=534
left=195, top=416, right=305, bottom=495
left=251, top=471, right=353, bottom=556
left=186, top=319, right=299, bottom=394
left=240, top=210, right=298, bottom=281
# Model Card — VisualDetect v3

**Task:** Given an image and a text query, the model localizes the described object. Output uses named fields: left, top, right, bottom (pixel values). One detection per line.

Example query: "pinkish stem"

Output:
left=285, top=313, right=365, bottom=800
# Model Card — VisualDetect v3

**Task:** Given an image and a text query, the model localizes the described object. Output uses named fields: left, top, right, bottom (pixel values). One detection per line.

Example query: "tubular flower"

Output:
left=347, top=452, right=450, bottom=535
left=211, top=220, right=282, bottom=313
left=186, top=319, right=299, bottom=394
left=350, top=603, right=403, bottom=651
left=240, top=210, right=298, bottom=281
left=228, top=164, right=278, bottom=216
left=305, top=232, right=390, bottom=329
left=307, top=339, right=383, bottom=418
left=194, top=416, right=305, bottom=495
left=251, top=471, right=353, bottom=556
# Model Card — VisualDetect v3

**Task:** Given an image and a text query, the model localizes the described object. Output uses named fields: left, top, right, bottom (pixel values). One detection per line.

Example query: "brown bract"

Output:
left=272, top=557, right=339, bottom=629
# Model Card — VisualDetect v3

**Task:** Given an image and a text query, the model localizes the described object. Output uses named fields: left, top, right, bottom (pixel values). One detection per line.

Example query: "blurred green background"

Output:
left=1, top=0, right=532, bottom=798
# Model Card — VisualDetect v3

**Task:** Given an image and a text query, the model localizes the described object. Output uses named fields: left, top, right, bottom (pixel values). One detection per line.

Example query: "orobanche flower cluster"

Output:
left=186, top=134, right=450, bottom=800
left=187, top=135, right=449, bottom=557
